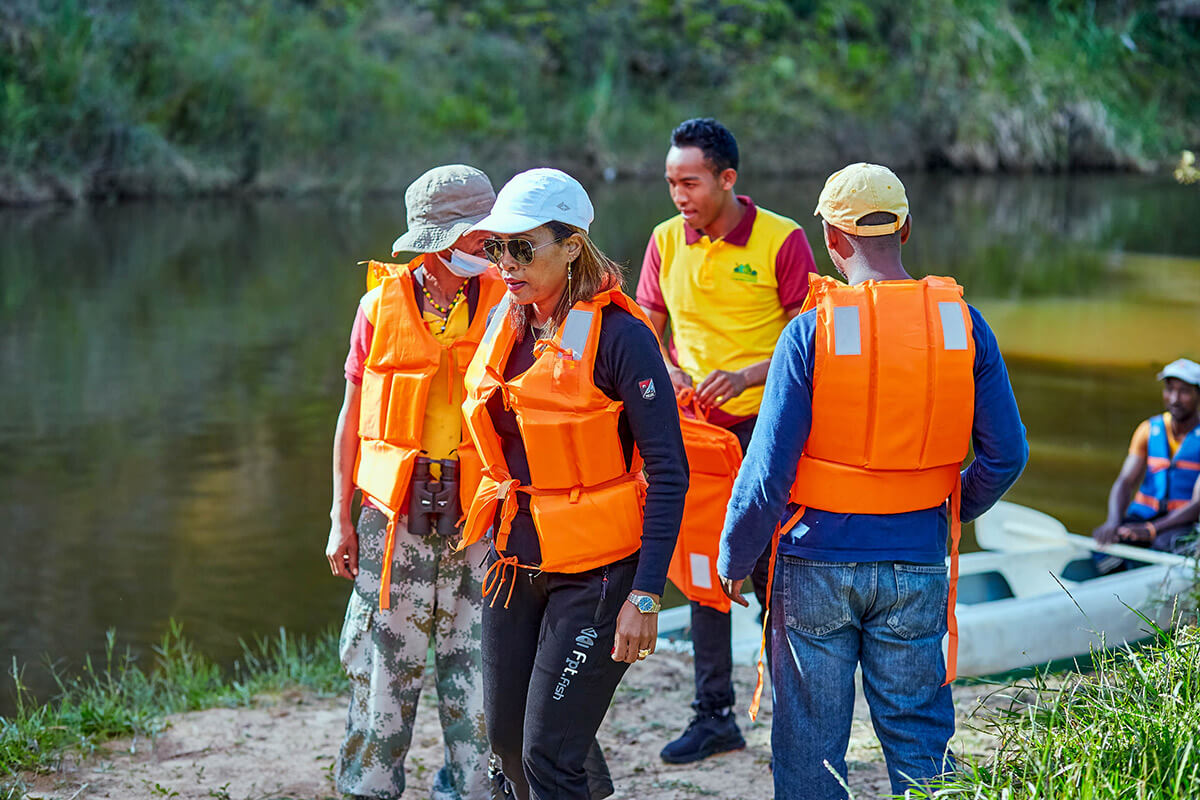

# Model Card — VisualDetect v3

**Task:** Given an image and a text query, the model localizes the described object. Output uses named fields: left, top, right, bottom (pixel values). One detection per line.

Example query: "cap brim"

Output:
left=1158, top=368, right=1200, bottom=387
left=469, top=210, right=547, bottom=236
left=391, top=218, right=483, bottom=256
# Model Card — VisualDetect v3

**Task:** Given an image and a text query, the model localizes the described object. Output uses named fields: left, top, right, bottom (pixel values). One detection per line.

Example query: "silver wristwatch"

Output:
left=626, top=592, right=661, bottom=614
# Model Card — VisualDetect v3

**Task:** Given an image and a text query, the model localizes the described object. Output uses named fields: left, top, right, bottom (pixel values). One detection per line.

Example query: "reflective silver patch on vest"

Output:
left=559, top=309, right=593, bottom=360
left=833, top=306, right=861, bottom=356
left=939, top=301, right=968, bottom=351
left=481, top=295, right=510, bottom=346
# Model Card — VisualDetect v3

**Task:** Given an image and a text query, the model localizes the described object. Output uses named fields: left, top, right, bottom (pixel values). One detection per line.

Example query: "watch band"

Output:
left=626, top=592, right=661, bottom=614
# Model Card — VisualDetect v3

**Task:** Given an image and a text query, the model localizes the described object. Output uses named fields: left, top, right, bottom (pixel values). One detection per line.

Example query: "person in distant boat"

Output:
left=1092, top=358, right=1200, bottom=558
left=717, top=164, right=1028, bottom=800
left=326, top=165, right=504, bottom=800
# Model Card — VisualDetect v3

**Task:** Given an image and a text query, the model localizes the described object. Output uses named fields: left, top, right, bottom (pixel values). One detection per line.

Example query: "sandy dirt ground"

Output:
left=20, top=652, right=998, bottom=800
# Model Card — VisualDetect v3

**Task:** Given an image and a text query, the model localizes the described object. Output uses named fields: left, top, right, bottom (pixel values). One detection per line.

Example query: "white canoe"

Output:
left=656, top=501, right=1196, bottom=677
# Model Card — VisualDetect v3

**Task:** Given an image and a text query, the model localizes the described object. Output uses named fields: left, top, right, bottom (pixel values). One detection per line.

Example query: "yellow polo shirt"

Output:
left=637, top=197, right=816, bottom=419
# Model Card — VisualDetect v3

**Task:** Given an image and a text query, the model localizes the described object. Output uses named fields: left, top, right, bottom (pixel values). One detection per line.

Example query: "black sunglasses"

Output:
left=482, top=236, right=563, bottom=266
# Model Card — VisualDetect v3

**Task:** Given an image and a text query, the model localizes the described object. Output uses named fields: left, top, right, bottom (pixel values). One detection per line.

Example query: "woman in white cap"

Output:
left=456, top=168, right=689, bottom=799
left=326, top=164, right=506, bottom=800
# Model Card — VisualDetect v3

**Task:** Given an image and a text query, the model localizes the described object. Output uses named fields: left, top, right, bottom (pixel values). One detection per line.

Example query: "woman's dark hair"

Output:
left=506, top=220, right=625, bottom=332
left=670, top=117, right=739, bottom=174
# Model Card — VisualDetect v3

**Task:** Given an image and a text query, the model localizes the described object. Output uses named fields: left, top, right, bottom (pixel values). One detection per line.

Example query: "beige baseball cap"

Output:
left=814, top=162, right=909, bottom=236
left=391, top=165, right=496, bottom=256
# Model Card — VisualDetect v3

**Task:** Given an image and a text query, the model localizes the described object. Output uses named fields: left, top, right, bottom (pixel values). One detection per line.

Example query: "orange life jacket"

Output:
left=355, top=258, right=507, bottom=610
left=458, top=286, right=653, bottom=599
left=750, top=275, right=976, bottom=719
left=667, top=392, right=743, bottom=613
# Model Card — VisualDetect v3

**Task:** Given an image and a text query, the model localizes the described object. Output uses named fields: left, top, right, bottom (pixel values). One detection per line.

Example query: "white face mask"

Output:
left=439, top=249, right=492, bottom=278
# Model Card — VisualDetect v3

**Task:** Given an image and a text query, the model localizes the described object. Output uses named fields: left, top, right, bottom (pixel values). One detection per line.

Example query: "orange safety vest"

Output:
left=667, top=391, right=743, bottom=613
left=750, top=274, right=976, bottom=719
left=458, top=285, right=653, bottom=603
left=355, top=258, right=507, bottom=610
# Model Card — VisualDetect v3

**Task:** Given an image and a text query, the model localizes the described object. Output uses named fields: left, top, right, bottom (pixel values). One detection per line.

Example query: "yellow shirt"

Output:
left=417, top=302, right=469, bottom=462
left=642, top=200, right=813, bottom=418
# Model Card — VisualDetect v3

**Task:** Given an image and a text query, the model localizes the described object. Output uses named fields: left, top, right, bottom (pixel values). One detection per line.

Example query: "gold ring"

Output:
left=637, top=648, right=652, bottom=660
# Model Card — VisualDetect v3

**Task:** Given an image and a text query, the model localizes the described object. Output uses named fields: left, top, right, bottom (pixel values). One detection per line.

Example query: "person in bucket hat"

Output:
left=326, top=164, right=505, bottom=800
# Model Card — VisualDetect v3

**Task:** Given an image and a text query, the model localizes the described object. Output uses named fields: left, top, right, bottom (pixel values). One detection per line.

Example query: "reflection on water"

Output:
left=1, top=175, right=1198, bottom=707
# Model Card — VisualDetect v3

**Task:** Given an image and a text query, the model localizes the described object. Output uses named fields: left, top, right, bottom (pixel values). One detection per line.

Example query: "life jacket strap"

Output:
left=944, top=477, right=962, bottom=686
left=482, top=553, right=539, bottom=609
left=748, top=505, right=804, bottom=721
left=371, top=501, right=399, bottom=612
left=676, top=387, right=710, bottom=423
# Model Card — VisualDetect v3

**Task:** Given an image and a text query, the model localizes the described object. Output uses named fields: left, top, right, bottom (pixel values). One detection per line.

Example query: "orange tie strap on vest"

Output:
left=377, top=510, right=399, bottom=611
left=943, top=479, right=962, bottom=686
left=748, top=505, right=807, bottom=721
left=533, top=338, right=576, bottom=361
left=482, top=553, right=527, bottom=609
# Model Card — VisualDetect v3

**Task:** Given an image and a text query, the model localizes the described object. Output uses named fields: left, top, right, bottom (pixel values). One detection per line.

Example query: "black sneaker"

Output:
left=659, top=710, right=747, bottom=764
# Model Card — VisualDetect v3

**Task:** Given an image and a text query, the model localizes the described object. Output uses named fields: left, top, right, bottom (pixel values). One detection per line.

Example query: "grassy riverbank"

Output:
left=920, top=614, right=1200, bottom=799
left=2, top=1, right=1199, bottom=204
left=0, top=622, right=344, bottom=791
left=6, top=616, right=1200, bottom=798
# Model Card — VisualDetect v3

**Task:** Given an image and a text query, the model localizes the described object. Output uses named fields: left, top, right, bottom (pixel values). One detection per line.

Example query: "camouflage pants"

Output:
left=336, top=506, right=489, bottom=800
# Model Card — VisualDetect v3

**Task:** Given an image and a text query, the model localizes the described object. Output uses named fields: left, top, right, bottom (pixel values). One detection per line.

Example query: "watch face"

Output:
left=633, top=595, right=656, bottom=613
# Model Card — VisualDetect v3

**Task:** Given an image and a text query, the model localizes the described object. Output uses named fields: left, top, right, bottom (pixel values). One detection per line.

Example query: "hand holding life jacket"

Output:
left=666, top=390, right=743, bottom=613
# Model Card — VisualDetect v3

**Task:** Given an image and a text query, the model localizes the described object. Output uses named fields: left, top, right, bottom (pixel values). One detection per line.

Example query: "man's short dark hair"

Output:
left=670, top=118, right=739, bottom=174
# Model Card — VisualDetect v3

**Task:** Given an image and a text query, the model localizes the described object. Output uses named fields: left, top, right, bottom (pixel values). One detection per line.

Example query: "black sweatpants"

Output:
left=482, top=549, right=638, bottom=800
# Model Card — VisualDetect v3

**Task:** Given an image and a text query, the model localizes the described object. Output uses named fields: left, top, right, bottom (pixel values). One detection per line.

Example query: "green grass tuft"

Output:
left=911, top=620, right=1200, bottom=799
left=0, top=621, right=345, bottom=785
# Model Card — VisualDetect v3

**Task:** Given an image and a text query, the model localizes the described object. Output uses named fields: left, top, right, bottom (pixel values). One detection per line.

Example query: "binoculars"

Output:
left=408, top=456, right=460, bottom=536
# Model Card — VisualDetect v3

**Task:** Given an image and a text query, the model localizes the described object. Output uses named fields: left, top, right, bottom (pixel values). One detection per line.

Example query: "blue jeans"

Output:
left=770, top=557, right=956, bottom=800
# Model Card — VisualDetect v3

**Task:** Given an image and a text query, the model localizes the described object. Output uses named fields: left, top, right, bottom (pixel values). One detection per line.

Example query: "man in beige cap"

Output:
left=718, top=163, right=1027, bottom=799
left=325, top=164, right=506, bottom=800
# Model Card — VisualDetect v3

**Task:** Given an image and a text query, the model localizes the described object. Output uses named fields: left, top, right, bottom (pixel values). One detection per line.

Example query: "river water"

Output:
left=2, top=174, right=1198, bottom=705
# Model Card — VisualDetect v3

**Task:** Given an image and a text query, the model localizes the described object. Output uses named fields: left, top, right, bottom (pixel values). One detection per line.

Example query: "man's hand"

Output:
left=612, top=594, right=659, bottom=663
left=326, top=517, right=359, bottom=579
left=667, top=365, right=694, bottom=397
left=1116, top=523, right=1155, bottom=545
left=696, top=369, right=748, bottom=409
left=719, top=576, right=751, bottom=607
left=1091, top=520, right=1121, bottom=546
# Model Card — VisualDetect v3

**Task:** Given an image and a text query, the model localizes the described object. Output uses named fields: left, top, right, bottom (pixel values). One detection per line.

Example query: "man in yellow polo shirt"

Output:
left=637, top=117, right=818, bottom=763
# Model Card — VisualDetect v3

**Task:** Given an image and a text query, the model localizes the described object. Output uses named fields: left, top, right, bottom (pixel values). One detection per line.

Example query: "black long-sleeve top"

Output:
left=486, top=305, right=689, bottom=595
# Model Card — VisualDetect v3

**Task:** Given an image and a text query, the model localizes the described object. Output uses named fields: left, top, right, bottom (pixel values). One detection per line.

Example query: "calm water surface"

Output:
left=2, top=175, right=1198, bottom=705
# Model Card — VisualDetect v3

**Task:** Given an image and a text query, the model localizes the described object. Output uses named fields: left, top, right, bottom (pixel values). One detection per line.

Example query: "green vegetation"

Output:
left=915, top=615, right=1200, bottom=799
left=1, top=0, right=1199, bottom=203
left=0, top=622, right=344, bottom=787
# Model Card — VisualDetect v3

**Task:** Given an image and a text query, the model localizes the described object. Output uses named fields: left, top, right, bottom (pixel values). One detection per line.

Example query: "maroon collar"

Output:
left=684, top=195, right=757, bottom=246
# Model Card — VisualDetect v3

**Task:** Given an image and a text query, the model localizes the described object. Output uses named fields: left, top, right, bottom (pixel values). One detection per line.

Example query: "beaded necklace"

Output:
left=421, top=279, right=466, bottom=335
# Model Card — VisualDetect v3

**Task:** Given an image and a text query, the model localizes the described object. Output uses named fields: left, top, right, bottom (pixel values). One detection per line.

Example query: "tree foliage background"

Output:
left=1, top=0, right=1198, bottom=201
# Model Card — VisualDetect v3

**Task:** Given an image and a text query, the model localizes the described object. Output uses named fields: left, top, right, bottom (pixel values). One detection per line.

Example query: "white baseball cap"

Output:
left=470, top=168, right=594, bottom=234
left=1157, top=358, right=1200, bottom=388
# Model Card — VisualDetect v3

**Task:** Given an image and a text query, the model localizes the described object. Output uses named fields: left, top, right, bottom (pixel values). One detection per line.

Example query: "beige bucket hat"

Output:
left=391, top=165, right=496, bottom=256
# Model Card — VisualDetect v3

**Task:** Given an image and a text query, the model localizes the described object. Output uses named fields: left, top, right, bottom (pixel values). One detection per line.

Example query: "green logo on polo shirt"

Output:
left=732, top=263, right=758, bottom=282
